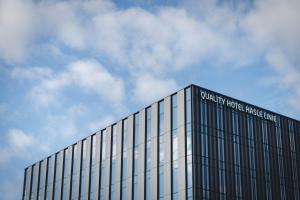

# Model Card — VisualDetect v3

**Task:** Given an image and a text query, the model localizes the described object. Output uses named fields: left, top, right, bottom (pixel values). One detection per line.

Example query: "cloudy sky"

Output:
left=0, top=0, right=300, bottom=199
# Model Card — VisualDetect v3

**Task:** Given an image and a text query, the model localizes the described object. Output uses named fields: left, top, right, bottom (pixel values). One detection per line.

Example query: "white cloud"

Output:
left=1, top=0, right=244, bottom=72
left=68, top=60, right=124, bottom=105
left=8, top=129, right=35, bottom=150
left=242, top=0, right=300, bottom=113
left=0, top=0, right=115, bottom=63
left=11, top=66, right=53, bottom=80
left=11, top=59, right=124, bottom=107
left=243, top=0, right=300, bottom=57
left=0, top=129, right=47, bottom=166
left=266, top=50, right=300, bottom=111
left=132, top=74, right=179, bottom=104
left=0, top=0, right=36, bottom=62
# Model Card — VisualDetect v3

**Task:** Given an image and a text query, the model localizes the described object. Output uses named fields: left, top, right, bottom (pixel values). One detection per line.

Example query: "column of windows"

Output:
left=200, top=99, right=209, bottom=199
left=80, top=140, right=87, bottom=199
left=275, top=117, right=286, bottom=200
left=100, top=130, right=107, bottom=200
left=171, top=94, right=179, bottom=200
left=30, top=164, right=37, bottom=200
left=145, top=107, right=152, bottom=200
left=158, top=101, right=165, bottom=199
left=232, top=111, right=242, bottom=199
left=247, top=116, right=257, bottom=200
left=110, top=125, right=117, bottom=199
left=288, top=120, right=300, bottom=199
left=62, top=148, right=69, bottom=200
left=185, top=88, right=193, bottom=200
left=133, top=113, right=140, bottom=200
left=89, top=135, right=97, bottom=200
left=121, top=119, right=128, bottom=200
left=71, top=144, right=78, bottom=200
left=39, top=160, right=46, bottom=200
left=54, top=153, right=61, bottom=200
left=217, top=103, right=226, bottom=199
left=46, top=156, right=54, bottom=200
left=262, top=121, right=272, bottom=200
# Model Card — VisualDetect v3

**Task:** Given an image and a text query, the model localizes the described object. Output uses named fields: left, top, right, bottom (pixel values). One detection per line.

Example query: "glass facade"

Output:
left=23, top=85, right=300, bottom=200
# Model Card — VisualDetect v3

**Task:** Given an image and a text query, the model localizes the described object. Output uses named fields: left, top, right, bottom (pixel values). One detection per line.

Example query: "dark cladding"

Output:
left=23, top=84, right=300, bottom=200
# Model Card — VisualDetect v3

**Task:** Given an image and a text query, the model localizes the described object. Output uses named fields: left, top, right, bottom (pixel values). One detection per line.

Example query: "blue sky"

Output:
left=0, top=0, right=300, bottom=199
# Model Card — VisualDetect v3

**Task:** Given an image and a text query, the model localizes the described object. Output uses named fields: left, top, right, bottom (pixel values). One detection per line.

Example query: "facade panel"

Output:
left=23, top=84, right=300, bottom=200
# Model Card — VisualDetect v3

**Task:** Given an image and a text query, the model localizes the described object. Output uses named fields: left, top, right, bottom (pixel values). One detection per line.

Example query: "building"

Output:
left=22, top=84, right=300, bottom=200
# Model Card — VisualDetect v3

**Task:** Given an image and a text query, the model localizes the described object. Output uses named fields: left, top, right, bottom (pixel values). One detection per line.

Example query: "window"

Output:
left=275, top=117, right=286, bottom=200
left=133, top=113, right=140, bottom=200
left=158, top=101, right=164, bottom=199
left=100, top=130, right=107, bottom=200
left=288, top=120, right=300, bottom=199
left=172, top=94, right=179, bottom=198
left=145, top=107, right=152, bottom=200
left=39, top=160, right=46, bottom=200
left=232, top=111, right=242, bottom=198
left=62, top=148, right=69, bottom=200
left=110, top=125, right=117, bottom=200
left=247, top=116, right=257, bottom=200
left=262, top=121, right=272, bottom=200
left=54, top=153, right=61, bottom=200
left=185, top=88, right=193, bottom=199
left=200, top=99, right=209, bottom=199
left=46, top=156, right=54, bottom=200
left=71, top=145, right=78, bottom=200
left=90, top=135, right=97, bottom=199
left=121, top=119, right=128, bottom=200
left=80, top=140, right=87, bottom=199
left=30, top=164, right=38, bottom=200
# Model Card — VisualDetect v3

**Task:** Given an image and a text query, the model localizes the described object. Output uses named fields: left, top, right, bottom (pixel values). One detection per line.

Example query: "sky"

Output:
left=0, top=0, right=300, bottom=199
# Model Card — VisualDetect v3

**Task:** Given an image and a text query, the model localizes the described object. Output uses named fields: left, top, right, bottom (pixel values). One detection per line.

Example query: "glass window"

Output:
left=62, top=148, right=69, bottom=200
left=145, top=107, right=152, bottom=200
left=121, top=119, right=128, bottom=200
left=133, top=113, right=140, bottom=200
left=110, top=125, right=117, bottom=200
left=46, top=156, right=54, bottom=200
left=185, top=88, right=193, bottom=199
left=54, top=153, right=62, bottom=200
left=100, top=130, right=107, bottom=200
left=39, top=160, right=46, bottom=200
left=172, top=94, right=179, bottom=197
left=80, top=140, right=87, bottom=199
left=159, top=165, right=164, bottom=199
left=90, top=135, right=96, bottom=198
left=146, top=107, right=152, bottom=141
left=134, top=113, right=140, bottom=146
left=24, top=167, right=31, bottom=199
left=158, top=101, right=165, bottom=198
left=71, top=144, right=78, bottom=200
left=159, top=101, right=164, bottom=135
left=30, top=164, right=37, bottom=200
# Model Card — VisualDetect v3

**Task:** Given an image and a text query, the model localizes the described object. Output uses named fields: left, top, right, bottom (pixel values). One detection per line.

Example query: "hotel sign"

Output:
left=200, top=90, right=277, bottom=123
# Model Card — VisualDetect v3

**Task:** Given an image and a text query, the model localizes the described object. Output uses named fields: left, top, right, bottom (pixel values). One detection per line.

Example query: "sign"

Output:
left=200, top=90, right=277, bottom=123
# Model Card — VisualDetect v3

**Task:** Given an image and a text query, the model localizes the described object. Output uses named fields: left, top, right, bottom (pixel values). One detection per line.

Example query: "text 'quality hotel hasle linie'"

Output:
left=22, top=84, right=300, bottom=200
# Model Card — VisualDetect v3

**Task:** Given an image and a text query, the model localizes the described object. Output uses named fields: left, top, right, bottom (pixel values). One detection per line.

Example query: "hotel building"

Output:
left=22, top=84, right=300, bottom=200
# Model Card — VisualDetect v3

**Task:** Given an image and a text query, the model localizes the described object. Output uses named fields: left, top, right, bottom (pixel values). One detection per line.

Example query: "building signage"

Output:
left=200, top=90, right=277, bottom=123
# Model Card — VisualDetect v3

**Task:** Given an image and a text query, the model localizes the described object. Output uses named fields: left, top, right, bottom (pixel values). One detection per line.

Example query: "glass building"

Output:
left=22, top=84, right=300, bottom=200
